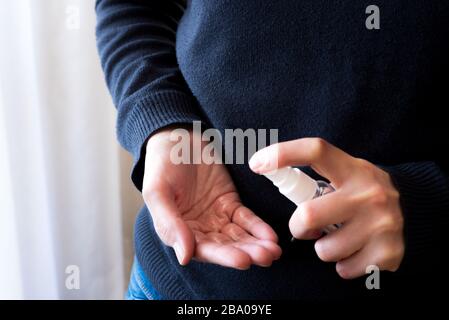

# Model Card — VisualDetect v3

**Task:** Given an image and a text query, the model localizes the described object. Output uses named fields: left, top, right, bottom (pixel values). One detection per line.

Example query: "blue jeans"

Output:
left=125, top=257, right=162, bottom=300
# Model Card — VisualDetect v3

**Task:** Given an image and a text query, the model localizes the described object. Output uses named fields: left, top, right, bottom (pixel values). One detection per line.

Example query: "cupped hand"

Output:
left=142, top=128, right=281, bottom=270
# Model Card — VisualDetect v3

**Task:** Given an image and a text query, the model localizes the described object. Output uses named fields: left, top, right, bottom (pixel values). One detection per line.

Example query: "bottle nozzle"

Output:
left=263, top=167, right=318, bottom=205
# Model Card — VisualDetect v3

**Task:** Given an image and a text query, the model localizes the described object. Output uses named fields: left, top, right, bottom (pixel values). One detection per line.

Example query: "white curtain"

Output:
left=0, top=0, right=142, bottom=299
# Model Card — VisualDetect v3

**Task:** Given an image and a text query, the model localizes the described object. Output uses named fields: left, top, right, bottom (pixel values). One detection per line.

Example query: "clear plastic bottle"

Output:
left=263, top=167, right=340, bottom=236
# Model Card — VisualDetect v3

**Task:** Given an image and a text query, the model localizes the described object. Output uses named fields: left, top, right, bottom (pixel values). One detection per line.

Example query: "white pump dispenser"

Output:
left=263, top=167, right=339, bottom=235
left=264, top=167, right=317, bottom=204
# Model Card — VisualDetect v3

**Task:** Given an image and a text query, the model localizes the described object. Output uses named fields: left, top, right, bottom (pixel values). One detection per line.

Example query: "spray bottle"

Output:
left=263, top=167, right=340, bottom=237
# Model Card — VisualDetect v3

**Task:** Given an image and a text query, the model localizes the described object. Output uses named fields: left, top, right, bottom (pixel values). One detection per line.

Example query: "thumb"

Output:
left=143, top=186, right=195, bottom=265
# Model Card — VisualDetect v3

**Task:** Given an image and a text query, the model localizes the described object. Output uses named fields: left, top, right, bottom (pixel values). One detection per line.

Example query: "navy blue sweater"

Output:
left=96, top=0, right=449, bottom=299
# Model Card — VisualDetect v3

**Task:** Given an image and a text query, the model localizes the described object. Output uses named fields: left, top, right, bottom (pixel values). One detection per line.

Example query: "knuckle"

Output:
left=366, top=186, right=403, bottom=235
left=368, top=185, right=390, bottom=208
left=389, top=214, right=403, bottom=234
left=308, top=138, right=328, bottom=160
left=375, top=213, right=395, bottom=233
left=377, top=243, right=403, bottom=272
left=387, top=244, right=404, bottom=272
left=374, top=212, right=403, bottom=235
left=390, top=188, right=400, bottom=203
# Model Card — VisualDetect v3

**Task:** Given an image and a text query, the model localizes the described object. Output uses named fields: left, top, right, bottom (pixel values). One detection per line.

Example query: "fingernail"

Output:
left=173, top=242, right=184, bottom=265
left=249, top=152, right=267, bottom=172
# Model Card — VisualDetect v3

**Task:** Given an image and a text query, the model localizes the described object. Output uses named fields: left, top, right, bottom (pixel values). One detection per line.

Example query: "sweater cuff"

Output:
left=382, top=162, right=449, bottom=275
left=118, top=91, right=203, bottom=191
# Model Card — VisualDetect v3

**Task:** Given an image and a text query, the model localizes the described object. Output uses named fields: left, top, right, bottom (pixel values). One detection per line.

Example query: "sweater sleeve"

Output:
left=95, top=0, right=203, bottom=191
left=382, top=161, right=449, bottom=275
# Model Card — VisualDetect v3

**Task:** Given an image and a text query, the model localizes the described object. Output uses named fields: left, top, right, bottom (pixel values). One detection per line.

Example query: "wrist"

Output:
left=146, top=125, right=193, bottom=150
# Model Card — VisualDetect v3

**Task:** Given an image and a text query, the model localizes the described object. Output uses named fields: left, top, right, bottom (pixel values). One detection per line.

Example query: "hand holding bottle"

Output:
left=249, top=138, right=405, bottom=279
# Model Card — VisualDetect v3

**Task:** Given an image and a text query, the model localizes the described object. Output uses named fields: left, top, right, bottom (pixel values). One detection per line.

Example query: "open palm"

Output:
left=142, top=129, right=281, bottom=269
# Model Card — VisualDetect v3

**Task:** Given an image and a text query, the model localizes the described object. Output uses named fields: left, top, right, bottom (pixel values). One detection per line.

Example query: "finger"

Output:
left=314, top=219, right=368, bottom=262
left=335, top=243, right=377, bottom=279
left=249, top=138, right=355, bottom=186
left=289, top=191, right=358, bottom=237
left=334, top=235, right=399, bottom=279
left=143, top=184, right=195, bottom=266
left=221, top=223, right=282, bottom=260
left=194, top=240, right=252, bottom=270
left=232, top=206, right=278, bottom=242
left=231, top=242, right=275, bottom=267
left=254, top=240, right=282, bottom=260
